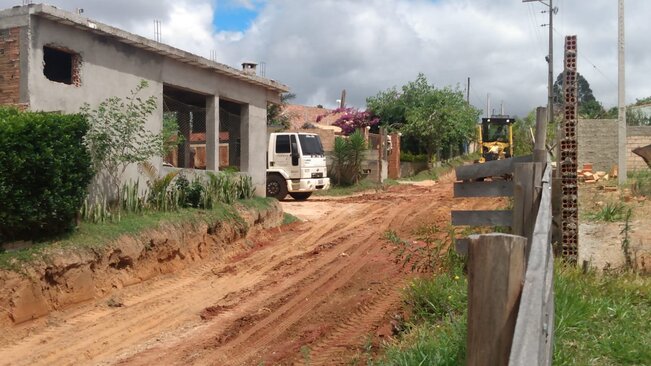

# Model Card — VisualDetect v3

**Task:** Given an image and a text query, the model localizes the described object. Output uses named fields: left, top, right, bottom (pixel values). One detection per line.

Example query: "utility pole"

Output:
left=523, top=0, right=557, bottom=132
left=467, top=77, right=470, bottom=104
left=618, top=0, right=627, bottom=184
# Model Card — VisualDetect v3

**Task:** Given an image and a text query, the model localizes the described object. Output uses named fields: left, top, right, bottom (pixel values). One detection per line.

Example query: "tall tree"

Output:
left=553, top=72, right=605, bottom=118
left=367, top=74, right=480, bottom=162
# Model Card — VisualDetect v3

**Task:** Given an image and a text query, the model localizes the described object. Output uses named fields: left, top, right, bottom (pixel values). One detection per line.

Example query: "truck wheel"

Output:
left=266, top=174, right=287, bottom=200
left=289, top=192, right=312, bottom=201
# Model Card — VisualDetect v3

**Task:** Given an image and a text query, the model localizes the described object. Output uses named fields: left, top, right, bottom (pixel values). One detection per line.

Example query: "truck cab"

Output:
left=266, top=132, right=330, bottom=200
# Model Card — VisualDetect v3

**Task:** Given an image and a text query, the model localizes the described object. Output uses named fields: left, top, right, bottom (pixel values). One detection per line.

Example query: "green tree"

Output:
left=512, top=109, right=557, bottom=157
left=553, top=72, right=606, bottom=118
left=81, top=80, right=164, bottom=203
left=368, top=74, right=480, bottom=163
left=267, top=92, right=296, bottom=130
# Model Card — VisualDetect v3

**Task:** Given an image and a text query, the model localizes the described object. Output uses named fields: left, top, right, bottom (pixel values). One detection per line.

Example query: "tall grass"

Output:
left=81, top=170, right=256, bottom=223
left=554, top=264, right=651, bottom=365
left=587, top=201, right=628, bottom=222
left=628, top=169, right=651, bottom=197
left=376, top=230, right=467, bottom=365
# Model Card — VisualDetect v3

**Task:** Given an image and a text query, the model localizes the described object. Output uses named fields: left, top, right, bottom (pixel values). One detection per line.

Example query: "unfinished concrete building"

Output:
left=0, top=4, right=289, bottom=194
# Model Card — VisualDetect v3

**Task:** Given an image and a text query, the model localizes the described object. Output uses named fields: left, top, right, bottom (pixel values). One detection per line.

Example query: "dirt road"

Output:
left=0, top=178, right=499, bottom=365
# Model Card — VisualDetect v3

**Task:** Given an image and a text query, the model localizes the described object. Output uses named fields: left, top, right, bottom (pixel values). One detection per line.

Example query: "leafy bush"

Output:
left=81, top=80, right=164, bottom=203
left=330, top=131, right=367, bottom=185
left=0, top=107, right=93, bottom=241
left=399, top=150, right=428, bottom=162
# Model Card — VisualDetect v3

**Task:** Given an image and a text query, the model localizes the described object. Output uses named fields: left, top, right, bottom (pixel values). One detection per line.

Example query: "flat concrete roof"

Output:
left=0, top=4, right=289, bottom=94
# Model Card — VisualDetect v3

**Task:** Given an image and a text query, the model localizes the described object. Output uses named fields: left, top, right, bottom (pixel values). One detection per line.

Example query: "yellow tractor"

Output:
left=477, top=117, right=514, bottom=163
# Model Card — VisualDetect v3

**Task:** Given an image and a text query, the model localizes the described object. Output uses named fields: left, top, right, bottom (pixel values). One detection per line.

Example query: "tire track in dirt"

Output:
left=1, top=182, right=505, bottom=366
left=121, top=196, right=409, bottom=365
left=0, top=206, right=363, bottom=366
left=193, top=198, right=416, bottom=365
left=298, top=282, right=406, bottom=365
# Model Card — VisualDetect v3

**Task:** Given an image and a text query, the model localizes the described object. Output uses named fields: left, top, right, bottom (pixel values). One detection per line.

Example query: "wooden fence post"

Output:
left=512, top=162, right=546, bottom=256
left=467, top=234, right=526, bottom=366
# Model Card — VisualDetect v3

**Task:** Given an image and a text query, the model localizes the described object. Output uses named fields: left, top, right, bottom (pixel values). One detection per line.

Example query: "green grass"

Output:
left=554, top=264, right=651, bottom=365
left=375, top=229, right=651, bottom=366
left=282, top=213, right=300, bottom=225
left=314, top=179, right=398, bottom=197
left=586, top=201, right=629, bottom=222
left=374, top=239, right=468, bottom=365
left=401, top=153, right=479, bottom=182
left=0, top=199, right=266, bottom=271
left=628, top=169, right=651, bottom=197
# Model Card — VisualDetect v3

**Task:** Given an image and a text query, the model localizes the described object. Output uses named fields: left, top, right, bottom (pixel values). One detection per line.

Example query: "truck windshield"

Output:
left=298, top=134, right=324, bottom=156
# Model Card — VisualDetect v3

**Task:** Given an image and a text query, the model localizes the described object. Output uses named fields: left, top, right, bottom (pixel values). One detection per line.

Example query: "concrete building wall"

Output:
left=27, top=17, right=165, bottom=188
left=15, top=15, right=273, bottom=195
left=578, top=119, right=651, bottom=173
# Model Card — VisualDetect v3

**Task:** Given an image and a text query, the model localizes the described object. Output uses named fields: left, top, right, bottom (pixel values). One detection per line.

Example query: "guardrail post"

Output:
left=467, top=234, right=526, bottom=366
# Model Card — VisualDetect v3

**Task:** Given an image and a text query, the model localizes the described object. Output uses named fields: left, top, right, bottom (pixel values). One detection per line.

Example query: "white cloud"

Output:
left=1, top=0, right=650, bottom=116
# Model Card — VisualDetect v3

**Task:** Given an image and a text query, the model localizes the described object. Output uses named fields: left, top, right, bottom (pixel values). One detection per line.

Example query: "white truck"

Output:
left=266, top=132, right=330, bottom=200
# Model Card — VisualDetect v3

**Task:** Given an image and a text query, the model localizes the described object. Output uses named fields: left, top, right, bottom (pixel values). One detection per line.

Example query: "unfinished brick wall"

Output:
left=0, top=27, right=21, bottom=105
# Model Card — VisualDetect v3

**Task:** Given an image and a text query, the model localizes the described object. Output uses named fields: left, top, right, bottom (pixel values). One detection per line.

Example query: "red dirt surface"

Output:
left=0, top=177, right=502, bottom=365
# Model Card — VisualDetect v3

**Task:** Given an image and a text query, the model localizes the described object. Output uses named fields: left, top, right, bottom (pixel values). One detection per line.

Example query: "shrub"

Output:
left=0, top=107, right=93, bottom=241
left=330, top=131, right=367, bottom=185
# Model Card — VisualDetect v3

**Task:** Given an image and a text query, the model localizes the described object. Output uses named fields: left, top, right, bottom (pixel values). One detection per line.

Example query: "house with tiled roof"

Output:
left=283, top=104, right=344, bottom=131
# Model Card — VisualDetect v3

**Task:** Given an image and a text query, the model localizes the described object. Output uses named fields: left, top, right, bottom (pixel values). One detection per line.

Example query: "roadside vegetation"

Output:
left=0, top=198, right=274, bottom=271
left=0, top=82, right=268, bottom=268
left=554, top=265, right=651, bottom=365
left=373, top=219, right=651, bottom=365
left=376, top=227, right=467, bottom=365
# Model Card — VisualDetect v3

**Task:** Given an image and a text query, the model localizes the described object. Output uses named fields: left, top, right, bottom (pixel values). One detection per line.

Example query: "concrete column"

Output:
left=240, top=102, right=267, bottom=196
left=206, top=95, right=220, bottom=171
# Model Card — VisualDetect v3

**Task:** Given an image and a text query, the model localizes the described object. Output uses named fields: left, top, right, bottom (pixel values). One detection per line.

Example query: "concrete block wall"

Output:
left=0, top=27, right=21, bottom=105
left=578, top=119, right=651, bottom=173
left=627, top=126, right=651, bottom=171
left=577, top=119, right=618, bottom=172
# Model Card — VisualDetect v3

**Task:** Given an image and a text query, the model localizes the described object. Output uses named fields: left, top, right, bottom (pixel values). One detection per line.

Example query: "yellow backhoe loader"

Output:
left=477, top=117, right=513, bottom=163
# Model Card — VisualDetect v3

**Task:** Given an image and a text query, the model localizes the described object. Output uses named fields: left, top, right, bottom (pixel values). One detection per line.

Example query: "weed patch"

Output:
left=0, top=199, right=260, bottom=271
left=554, top=263, right=651, bottom=365
left=587, top=201, right=628, bottom=222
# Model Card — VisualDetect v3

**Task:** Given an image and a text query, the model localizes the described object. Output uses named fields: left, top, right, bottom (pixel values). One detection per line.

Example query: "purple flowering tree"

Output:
left=317, top=107, right=380, bottom=135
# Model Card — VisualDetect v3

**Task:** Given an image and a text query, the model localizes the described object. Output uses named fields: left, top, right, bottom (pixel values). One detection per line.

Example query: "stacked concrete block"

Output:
left=561, top=35, right=579, bottom=261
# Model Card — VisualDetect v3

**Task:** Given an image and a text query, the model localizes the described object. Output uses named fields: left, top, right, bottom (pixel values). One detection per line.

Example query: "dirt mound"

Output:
left=0, top=202, right=282, bottom=327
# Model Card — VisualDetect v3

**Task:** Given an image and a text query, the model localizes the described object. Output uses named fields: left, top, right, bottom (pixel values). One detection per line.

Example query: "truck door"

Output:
left=273, top=134, right=292, bottom=172
left=289, top=135, right=301, bottom=178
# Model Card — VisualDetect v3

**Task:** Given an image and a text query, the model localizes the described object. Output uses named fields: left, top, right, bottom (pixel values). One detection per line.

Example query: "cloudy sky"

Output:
left=2, top=0, right=649, bottom=117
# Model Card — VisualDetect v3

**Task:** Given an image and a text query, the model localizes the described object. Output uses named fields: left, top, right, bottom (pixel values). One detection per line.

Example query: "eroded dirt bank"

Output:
left=0, top=180, right=503, bottom=366
left=0, top=201, right=283, bottom=327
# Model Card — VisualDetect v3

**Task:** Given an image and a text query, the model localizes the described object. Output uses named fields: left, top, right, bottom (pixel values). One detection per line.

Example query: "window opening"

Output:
left=43, top=46, right=79, bottom=85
